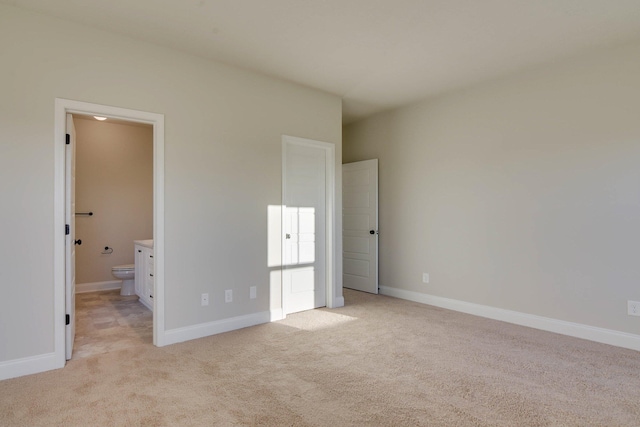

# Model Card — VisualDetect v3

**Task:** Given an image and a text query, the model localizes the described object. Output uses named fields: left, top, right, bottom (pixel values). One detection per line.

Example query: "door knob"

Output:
left=285, top=234, right=291, bottom=239
left=74, top=239, right=82, bottom=245
left=369, top=230, right=375, bottom=235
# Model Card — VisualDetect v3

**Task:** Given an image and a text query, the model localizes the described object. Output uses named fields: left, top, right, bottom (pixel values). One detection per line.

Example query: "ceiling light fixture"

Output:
left=93, top=116, right=107, bottom=121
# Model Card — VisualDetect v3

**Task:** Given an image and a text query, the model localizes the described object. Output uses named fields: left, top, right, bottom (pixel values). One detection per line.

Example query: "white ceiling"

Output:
left=4, top=0, right=640, bottom=123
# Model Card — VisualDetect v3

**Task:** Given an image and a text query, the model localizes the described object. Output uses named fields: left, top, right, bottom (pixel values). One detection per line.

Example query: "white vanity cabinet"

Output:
left=134, top=246, right=145, bottom=297
left=134, top=240, right=154, bottom=311
left=145, top=251, right=154, bottom=305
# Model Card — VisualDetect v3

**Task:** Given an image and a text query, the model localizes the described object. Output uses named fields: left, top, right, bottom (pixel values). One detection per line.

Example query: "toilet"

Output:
left=111, top=264, right=135, bottom=296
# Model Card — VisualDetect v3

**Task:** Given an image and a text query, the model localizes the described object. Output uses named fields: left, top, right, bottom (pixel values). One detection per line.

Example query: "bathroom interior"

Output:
left=72, top=114, right=154, bottom=358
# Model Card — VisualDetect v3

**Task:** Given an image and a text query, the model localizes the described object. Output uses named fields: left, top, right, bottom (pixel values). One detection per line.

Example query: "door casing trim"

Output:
left=281, top=135, right=337, bottom=316
left=54, top=98, right=166, bottom=368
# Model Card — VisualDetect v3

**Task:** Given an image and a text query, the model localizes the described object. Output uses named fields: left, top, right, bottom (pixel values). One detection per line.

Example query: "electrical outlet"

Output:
left=201, top=293, right=209, bottom=306
left=225, top=289, right=233, bottom=303
left=250, top=286, right=257, bottom=299
left=628, top=300, right=640, bottom=317
left=422, top=273, right=429, bottom=284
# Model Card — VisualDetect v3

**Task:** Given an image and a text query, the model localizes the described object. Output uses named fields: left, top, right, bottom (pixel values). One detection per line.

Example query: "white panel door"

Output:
left=65, top=113, right=77, bottom=360
left=283, top=142, right=326, bottom=314
left=342, top=159, right=378, bottom=294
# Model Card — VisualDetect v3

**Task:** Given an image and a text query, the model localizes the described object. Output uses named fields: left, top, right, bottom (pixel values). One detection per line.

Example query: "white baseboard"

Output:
left=333, top=296, right=345, bottom=308
left=76, top=280, right=121, bottom=294
left=270, top=309, right=284, bottom=321
left=379, top=286, right=640, bottom=352
left=0, top=352, right=63, bottom=381
left=163, top=311, right=272, bottom=346
left=139, top=297, right=153, bottom=311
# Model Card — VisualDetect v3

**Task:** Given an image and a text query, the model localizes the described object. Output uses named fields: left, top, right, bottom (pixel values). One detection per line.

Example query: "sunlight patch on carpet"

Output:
left=278, top=310, right=357, bottom=331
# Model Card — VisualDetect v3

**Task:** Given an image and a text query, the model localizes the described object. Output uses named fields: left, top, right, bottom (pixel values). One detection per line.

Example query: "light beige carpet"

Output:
left=1, top=289, right=640, bottom=426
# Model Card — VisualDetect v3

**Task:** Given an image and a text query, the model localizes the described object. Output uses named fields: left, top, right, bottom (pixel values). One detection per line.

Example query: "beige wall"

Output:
left=344, top=40, right=640, bottom=335
left=0, top=4, right=341, bottom=362
left=74, top=117, right=153, bottom=284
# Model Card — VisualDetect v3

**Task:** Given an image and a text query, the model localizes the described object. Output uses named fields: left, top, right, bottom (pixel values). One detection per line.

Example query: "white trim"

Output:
left=380, top=286, right=640, bottom=352
left=152, top=112, right=166, bottom=347
left=139, top=297, right=153, bottom=312
left=53, top=100, right=67, bottom=371
left=270, top=309, right=284, bottom=322
left=0, top=353, right=59, bottom=381
left=163, top=311, right=272, bottom=346
left=281, top=135, right=338, bottom=316
left=75, top=280, right=122, bottom=294
left=54, top=98, right=166, bottom=371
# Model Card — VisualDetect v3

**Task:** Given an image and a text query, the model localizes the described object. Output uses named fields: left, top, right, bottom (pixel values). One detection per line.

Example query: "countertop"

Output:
left=134, top=239, right=153, bottom=249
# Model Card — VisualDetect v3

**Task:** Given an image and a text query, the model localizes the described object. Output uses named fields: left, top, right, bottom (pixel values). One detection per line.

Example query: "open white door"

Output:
left=342, top=159, right=378, bottom=294
left=282, top=139, right=327, bottom=314
left=65, top=113, right=76, bottom=360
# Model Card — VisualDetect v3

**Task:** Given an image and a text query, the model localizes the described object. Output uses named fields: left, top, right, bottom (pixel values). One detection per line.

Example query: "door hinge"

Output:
left=65, top=314, right=70, bottom=325
left=65, top=224, right=70, bottom=235
left=65, top=134, right=70, bottom=145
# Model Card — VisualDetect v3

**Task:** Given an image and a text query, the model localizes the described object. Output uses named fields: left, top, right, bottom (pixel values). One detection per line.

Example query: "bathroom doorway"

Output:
left=54, top=99, right=166, bottom=367
left=71, top=113, right=153, bottom=358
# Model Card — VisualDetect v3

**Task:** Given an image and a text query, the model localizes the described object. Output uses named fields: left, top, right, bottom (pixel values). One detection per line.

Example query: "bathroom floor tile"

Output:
left=72, top=290, right=152, bottom=359
left=94, top=320, right=119, bottom=329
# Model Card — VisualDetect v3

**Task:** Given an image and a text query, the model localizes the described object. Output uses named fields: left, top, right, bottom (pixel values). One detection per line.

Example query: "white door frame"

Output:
left=53, top=98, right=166, bottom=366
left=281, top=135, right=337, bottom=316
left=65, top=113, right=77, bottom=360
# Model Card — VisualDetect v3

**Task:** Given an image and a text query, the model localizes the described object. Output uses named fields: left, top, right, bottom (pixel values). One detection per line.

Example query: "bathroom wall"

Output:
left=74, top=117, right=153, bottom=286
